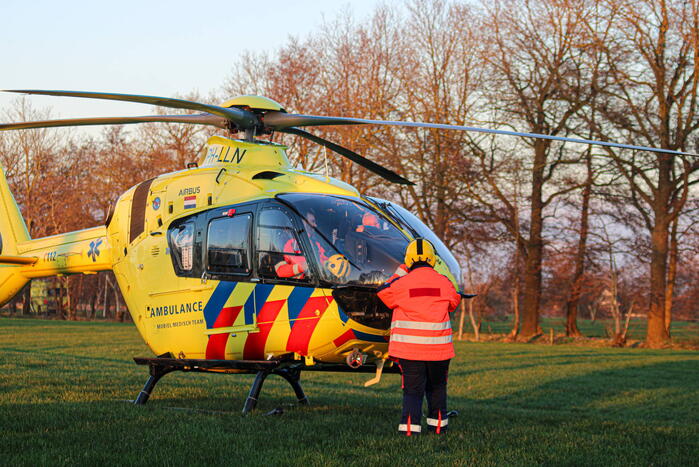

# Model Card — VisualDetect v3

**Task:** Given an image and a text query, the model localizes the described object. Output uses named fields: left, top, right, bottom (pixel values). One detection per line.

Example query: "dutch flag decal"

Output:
left=184, top=195, right=196, bottom=209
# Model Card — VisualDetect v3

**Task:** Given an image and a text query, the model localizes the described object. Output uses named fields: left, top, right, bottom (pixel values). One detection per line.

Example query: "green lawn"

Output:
left=1, top=318, right=698, bottom=466
left=471, top=317, right=699, bottom=346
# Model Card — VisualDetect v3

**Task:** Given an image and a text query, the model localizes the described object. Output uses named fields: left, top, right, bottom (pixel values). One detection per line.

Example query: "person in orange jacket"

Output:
left=355, top=212, right=380, bottom=233
left=377, top=238, right=461, bottom=435
left=274, top=237, right=308, bottom=279
left=274, top=210, right=334, bottom=280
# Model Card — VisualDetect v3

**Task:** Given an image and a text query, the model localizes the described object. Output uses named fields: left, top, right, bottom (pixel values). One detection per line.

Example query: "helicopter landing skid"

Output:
left=242, top=367, right=308, bottom=415
left=132, top=355, right=307, bottom=414
left=132, top=355, right=399, bottom=414
left=133, top=362, right=177, bottom=405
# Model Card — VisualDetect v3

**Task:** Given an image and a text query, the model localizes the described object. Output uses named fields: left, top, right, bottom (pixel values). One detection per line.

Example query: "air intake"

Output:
left=252, top=171, right=284, bottom=180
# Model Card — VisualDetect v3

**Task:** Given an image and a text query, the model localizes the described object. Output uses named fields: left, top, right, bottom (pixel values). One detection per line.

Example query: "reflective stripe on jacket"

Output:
left=377, top=265, right=461, bottom=361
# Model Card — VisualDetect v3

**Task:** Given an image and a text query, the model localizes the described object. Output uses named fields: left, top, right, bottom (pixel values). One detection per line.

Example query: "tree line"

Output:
left=1, top=0, right=698, bottom=348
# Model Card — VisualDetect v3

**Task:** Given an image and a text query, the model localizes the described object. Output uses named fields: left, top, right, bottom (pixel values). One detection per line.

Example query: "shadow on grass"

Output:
left=124, top=357, right=699, bottom=430
left=466, top=359, right=699, bottom=425
left=0, top=347, right=134, bottom=366
left=2, top=380, right=696, bottom=466
left=3, top=356, right=699, bottom=466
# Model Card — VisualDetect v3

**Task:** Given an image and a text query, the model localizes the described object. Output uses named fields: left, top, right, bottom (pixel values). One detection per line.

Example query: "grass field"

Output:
left=467, top=316, right=699, bottom=347
left=1, top=318, right=698, bottom=466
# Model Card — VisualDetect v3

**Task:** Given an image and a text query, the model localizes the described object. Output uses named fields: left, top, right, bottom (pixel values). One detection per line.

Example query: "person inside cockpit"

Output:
left=274, top=232, right=308, bottom=279
left=355, top=212, right=380, bottom=233
left=303, top=209, right=329, bottom=263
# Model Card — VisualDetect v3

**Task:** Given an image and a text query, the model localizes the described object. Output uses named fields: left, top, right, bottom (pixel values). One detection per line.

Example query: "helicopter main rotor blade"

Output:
left=264, top=112, right=699, bottom=158
left=280, top=127, right=414, bottom=185
left=0, top=113, right=230, bottom=131
left=4, top=90, right=258, bottom=130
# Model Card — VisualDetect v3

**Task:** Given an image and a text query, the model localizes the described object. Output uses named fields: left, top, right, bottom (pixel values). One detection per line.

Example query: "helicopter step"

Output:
left=132, top=355, right=399, bottom=414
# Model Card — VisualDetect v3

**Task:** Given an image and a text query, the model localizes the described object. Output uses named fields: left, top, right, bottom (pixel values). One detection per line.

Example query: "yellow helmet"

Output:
left=404, top=238, right=436, bottom=268
left=325, top=254, right=350, bottom=279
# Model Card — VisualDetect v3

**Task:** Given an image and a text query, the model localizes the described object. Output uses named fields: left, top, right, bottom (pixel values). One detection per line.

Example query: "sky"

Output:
left=0, top=0, right=385, bottom=134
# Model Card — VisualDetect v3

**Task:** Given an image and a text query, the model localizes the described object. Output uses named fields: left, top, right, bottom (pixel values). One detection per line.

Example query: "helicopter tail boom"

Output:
left=14, top=226, right=112, bottom=280
left=0, top=167, right=112, bottom=306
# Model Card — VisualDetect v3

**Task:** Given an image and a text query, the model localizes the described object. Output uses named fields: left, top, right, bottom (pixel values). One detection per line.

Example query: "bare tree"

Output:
left=591, top=0, right=699, bottom=347
left=472, top=0, right=603, bottom=338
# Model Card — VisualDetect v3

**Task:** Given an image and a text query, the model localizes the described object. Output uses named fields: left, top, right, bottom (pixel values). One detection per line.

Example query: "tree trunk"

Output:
left=22, top=285, right=31, bottom=315
left=611, top=269, right=621, bottom=337
left=460, top=247, right=479, bottom=341
left=520, top=143, right=546, bottom=338
left=102, top=276, right=110, bottom=319
left=565, top=301, right=582, bottom=338
left=565, top=152, right=592, bottom=337
left=57, top=280, right=66, bottom=320
left=509, top=225, right=522, bottom=340
left=509, top=280, right=520, bottom=340
left=646, top=218, right=670, bottom=348
left=88, top=288, right=97, bottom=320
left=645, top=152, right=673, bottom=348
left=467, top=299, right=480, bottom=342
left=521, top=251, right=542, bottom=338
left=9, top=292, right=21, bottom=315
left=664, top=216, right=678, bottom=335
left=63, top=277, right=75, bottom=321
left=114, top=279, right=124, bottom=322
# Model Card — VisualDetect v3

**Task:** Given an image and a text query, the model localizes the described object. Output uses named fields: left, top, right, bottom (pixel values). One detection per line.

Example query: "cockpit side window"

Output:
left=169, top=221, right=198, bottom=276
left=206, top=214, right=252, bottom=276
left=256, top=207, right=312, bottom=283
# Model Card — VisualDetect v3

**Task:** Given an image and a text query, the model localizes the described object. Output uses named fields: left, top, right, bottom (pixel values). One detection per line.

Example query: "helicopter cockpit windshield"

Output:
left=276, top=194, right=409, bottom=287
left=365, top=197, right=463, bottom=290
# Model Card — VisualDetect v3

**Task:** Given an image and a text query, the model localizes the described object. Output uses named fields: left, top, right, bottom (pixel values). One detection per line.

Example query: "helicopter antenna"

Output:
left=243, top=128, right=256, bottom=142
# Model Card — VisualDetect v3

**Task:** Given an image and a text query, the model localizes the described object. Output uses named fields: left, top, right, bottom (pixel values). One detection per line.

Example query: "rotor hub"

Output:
left=219, top=95, right=286, bottom=113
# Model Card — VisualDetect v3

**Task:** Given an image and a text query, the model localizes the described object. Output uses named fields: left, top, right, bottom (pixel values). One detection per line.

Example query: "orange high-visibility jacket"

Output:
left=377, top=265, right=461, bottom=361
left=274, top=237, right=329, bottom=279
left=275, top=238, right=307, bottom=278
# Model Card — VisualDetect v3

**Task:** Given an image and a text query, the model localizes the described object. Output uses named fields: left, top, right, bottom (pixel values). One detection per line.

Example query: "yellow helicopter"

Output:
left=0, top=90, right=690, bottom=413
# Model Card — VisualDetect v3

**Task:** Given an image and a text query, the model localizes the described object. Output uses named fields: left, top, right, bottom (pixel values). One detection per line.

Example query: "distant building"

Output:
left=30, top=278, right=67, bottom=315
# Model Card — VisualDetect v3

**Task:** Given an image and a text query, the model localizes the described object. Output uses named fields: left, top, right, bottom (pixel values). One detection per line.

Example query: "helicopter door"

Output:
left=200, top=207, right=266, bottom=348
left=255, top=206, right=313, bottom=284
left=250, top=205, right=318, bottom=358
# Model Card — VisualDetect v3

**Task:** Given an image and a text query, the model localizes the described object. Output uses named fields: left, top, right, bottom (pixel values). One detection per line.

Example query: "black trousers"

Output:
left=398, top=358, right=450, bottom=435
